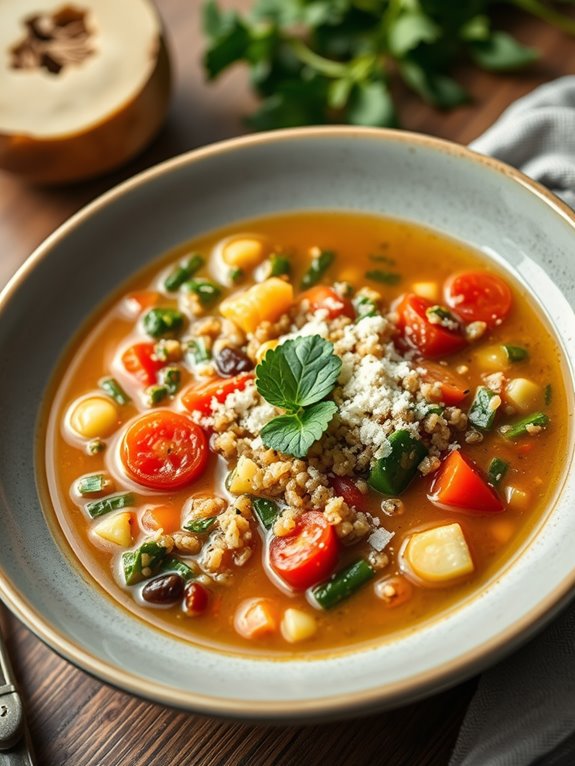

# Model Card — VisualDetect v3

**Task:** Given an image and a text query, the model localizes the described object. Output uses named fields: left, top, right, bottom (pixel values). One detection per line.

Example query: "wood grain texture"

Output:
left=0, top=1, right=573, bottom=764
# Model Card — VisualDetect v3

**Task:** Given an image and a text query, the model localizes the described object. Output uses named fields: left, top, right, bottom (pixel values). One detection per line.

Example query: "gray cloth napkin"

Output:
left=449, top=76, right=575, bottom=766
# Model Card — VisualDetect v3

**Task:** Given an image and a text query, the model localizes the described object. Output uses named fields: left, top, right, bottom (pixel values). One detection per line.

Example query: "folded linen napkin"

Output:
left=450, top=76, right=575, bottom=766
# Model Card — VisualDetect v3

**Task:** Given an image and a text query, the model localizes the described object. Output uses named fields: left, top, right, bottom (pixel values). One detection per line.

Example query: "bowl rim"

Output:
left=2, top=125, right=575, bottom=720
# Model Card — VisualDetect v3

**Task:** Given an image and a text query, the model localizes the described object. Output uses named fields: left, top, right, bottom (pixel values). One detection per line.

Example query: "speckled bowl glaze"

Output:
left=1, top=128, right=574, bottom=721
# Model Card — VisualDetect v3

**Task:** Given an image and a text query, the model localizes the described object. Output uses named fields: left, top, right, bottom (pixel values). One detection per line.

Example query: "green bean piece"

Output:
left=252, top=497, right=279, bottom=530
left=503, top=412, right=549, bottom=440
left=184, top=278, right=222, bottom=306
left=312, top=560, right=375, bottom=610
left=268, top=254, right=291, bottom=277
left=158, top=366, right=181, bottom=395
left=365, top=269, right=401, bottom=285
left=545, top=384, right=552, bottom=405
left=503, top=344, right=529, bottom=363
left=161, top=557, right=196, bottom=582
left=164, top=254, right=204, bottom=292
left=186, top=338, right=211, bottom=365
left=85, top=492, right=135, bottom=519
left=300, top=249, right=335, bottom=289
left=99, top=376, right=131, bottom=406
left=487, top=457, right=508, bottom=487
left=76, top=474, right=108, bottom=496
left=229, top=267, right=244, bottom=283
left=143, top=307, right=185, bottom=339
left=353, top=294, right=379, bottom=321
left=368, top=430, right=427, bottom=495
left=145, top=384, right=168, bottom=406
left=122, top=541, right=168, bottom=585
left=468, top=387, right=499, bottom=430
left=184, top=517, right=217, bottom=534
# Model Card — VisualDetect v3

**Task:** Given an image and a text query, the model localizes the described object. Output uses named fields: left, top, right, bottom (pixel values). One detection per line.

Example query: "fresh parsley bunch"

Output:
left=203, top=0, right=575, bottom=130
left=255, top=335, right=342, bottom=458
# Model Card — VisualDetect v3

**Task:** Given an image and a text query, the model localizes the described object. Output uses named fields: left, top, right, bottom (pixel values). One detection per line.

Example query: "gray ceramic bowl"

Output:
left=1, top=128, right=574, bottom=721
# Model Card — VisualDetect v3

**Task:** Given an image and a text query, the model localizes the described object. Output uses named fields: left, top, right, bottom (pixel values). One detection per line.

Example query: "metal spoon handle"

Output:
left=0, top=625, right=35, bottom=765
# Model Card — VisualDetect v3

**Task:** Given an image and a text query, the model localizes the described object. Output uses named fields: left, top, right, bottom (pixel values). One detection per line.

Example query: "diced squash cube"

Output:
left=505, top=486, right=530, bottom=511
left=220, top=278, right=293, bottom=334
left=475, top=345, right=509, bottom=371
left=93, top=512, right=133, bottom=547
left=228, top=456, right=261, bottom=494
left=404, top=523, right=474, bottom=584
left=505, top=378, right=541, bottom=412
left=234, top=598, right=278, bottom=639
left=281, top=608, right=318, bottom=643
left=222, top=236, right=269, bottom=269
left=412, top=281, right=440, bottom=302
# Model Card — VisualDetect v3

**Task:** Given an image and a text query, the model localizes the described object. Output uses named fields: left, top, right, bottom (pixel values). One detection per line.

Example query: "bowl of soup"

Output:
left=1, top=127, right=574, bottom=719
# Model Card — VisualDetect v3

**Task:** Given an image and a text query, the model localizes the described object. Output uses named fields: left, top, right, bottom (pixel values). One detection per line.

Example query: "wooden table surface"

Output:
left=1, top=2, right=573, bottom=764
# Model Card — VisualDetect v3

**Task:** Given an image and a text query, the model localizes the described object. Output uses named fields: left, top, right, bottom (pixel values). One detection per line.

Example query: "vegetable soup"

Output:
left=44, top=212, right=569, bottom=655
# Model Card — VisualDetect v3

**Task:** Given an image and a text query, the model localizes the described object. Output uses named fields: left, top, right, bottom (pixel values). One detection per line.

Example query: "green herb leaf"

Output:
left=260, top=400, right=338, bottom=458
left=388, top=12, right=440, bottom=57
left=470, top=32, right=538, bottom=72
left=346, top=79, right=397, bottom=128
left=256, top=335, right=342, bottom=411
left=400, top=60, right=470, bottom=108
left=184, top=517, right=217, bottom=533
left=365, top=269, right=401, bottom=285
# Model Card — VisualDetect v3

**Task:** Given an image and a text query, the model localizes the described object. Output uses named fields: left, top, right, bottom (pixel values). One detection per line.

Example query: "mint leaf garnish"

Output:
left=260, top=401, right=338, bottom=459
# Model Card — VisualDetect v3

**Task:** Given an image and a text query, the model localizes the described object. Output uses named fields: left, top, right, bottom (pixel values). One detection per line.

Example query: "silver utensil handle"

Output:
left=0, top=626, right=35, bottom=765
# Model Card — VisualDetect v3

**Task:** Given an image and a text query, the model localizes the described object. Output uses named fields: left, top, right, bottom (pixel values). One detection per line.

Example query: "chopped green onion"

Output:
left=365, top=269, right=401, bottom=285
left=86, top=438, right=105, bottom=455
left=184, top=517, right=217, bottom=534
left=143, top=307, right=185, bottom=339
left=184, top=278, right=222, bottom=306
left=229, top=267, right=244, bottom=283
left=503, top=344, right=529, bottom=363
left=502, top=412, right=550, bottom=440
left=85, top=492, right=135, bottom=519
left=268, top=254, right=291, bottom=277
left=186, top=338, right=211, bottom=365
left=368, top=429, right=427, bottom=495
left=122, top=541, right=167, bottom=585
left=76, top=474, right=109, bottom=496
left=158, top=366, right=181, bottom=395
left=545, top=384, right=552, bottom=405
left=353, top=294, right=379, bottom=321
left=301, top=249, right=335, bottom=289
left=468, top=387, right=499, bottom=430
left=426, top=404, right=445, bottom=416
left=312, top=559, right=375, bottom=609
left=488, top=457, right=508, bottom=487
left=164, top=254, right=204, bottom=292
left=99, top=376, right=131, bottom=406
left=426, top=305, right=458, bottom=327
left=145, top=384, right=168, bottom=406
left=161, top=556, right=196, bottom=581
left=252, top=497, right=279, bottom=530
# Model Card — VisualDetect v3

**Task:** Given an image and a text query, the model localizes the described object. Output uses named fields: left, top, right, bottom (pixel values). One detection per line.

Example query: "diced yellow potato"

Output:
left=93, top=512, right=133, bottom=547
left=220, top=278, right=294, bottom=334
left=228, top=456, right=261, bottom=494
left=505, top=486, right=530, bottom=511
left=404, top=523, right=474, bottom=584
left=475, top=344, right=509, bottom=371
left=222, top=236, right=269, bottom=269
left=505, top=378, right=541, bottom=412
left=412, top=281, right=440, bottom=302
left=281, top=608, right=318, bottom=643
left=255, top=339, right=279, bottom=364
left=69, top=396, right=118, bottom=439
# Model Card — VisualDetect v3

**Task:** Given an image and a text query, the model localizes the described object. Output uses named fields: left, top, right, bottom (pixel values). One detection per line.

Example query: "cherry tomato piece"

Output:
left=234, top=598, right=278, bottom=639
left=300, top=286, right=354, bottom=320
left=141, top=505, right=182, bottom=534
left=395, top=293, right=467, bottom=358
left=184, top=582, right=210, bottom=616
left=444, top=271, right=512, bottom=328
left=181, top=372, right=254, bottom=415
left=429, top=451, right=504, bottom=514
left=330, top=476, right=367, bottom=511
left=420, top=361, right=470, bottom=405
left=269, top=511, right=339, bottom=590
left=121, top=411, right=208, bottom=490
left=121, top=342, right=164, bottom=387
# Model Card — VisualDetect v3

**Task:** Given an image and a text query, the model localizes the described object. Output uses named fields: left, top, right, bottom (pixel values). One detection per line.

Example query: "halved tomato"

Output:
left=444, top=271, right=512, bottom=328
left=299, top=286, right=354, bottom=320
left=420, top=361, right=470, bottom=405
left=330, top=476, right=368, bottom=511
left=429, top=451, right=504, bottom=514
left=395, top=293, right=467, bottom=358
left=181, top=372, right=254, bottom=415
left=121, top=342, right=164, bottom=387
left=269, top=511, right=339, bottom=590
left=121, top=411, right=208, bottom=490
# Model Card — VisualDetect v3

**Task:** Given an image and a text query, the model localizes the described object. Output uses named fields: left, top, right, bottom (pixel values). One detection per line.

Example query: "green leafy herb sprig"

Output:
left=255, top=334, right=342, bottom=458
left=202, top=0, right=575, bottom=130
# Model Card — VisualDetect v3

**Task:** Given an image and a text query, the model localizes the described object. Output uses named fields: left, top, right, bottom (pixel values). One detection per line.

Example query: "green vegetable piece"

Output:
left=122, top=541, right=168, bottom=586
left=229, top=267, right=244, bottom=283
left=85, top=492, right=135, bottom=519
left=488, top=457, right=508, bottom=487
left=252, top=497, right=279, bottom=530
left=365, top=269, right=401, bottom=285
left=503, top=345, right=529, bottom=363
left=186, top=338, right=211, bottom=365
left=426, top=404, right=444, bottom=416
left=545, top=384, right=552, bottom=406
left=312, top=560, right=375, bottom=610
left=161, top=556, right=196, bottom=582
left=76, top=474, right=108, bottom=496
left=184, top=278, right=221, bottom=306
left=268, top=254, right=291, bottom=277
left=99, top=377, right=131, bottom=406
left=301, top=249, right=335, bottom=289
left=143, top=307, right=185, bottom=339
left=184, top=517, right=217, bottom=534
left=86, top=438, right=105, bottom=455
left=368, top=430, right=427, bottom=495
left=145, top=384, right=168, bottom=406
left=164, top=254, right=204, bottom=291
left=353, top=294, right=379, bottom=321
left=260, top=401, right=338, bottom=459
left=158, top=366, right=181, bottom=395
left=503, top=412, right=550, bottom=440
left=470, top=32, right=538, bottom=72
left=468, top=387, right=499, bottom=431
